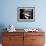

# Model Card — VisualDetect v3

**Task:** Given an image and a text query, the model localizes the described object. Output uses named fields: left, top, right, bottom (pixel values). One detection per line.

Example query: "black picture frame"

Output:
left=17, top=7, right=35, bottom=22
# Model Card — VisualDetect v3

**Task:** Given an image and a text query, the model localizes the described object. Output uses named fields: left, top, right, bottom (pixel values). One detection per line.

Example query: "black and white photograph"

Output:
left=17, top=7, right=35, bottom=22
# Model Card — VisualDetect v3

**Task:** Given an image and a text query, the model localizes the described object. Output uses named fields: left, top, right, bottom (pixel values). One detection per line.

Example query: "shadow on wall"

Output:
left=0, top=24, right=7, bottom=43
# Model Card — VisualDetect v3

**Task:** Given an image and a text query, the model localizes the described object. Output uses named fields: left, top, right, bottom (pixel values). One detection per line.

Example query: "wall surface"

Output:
left=0, top=0, right=46, bottom=30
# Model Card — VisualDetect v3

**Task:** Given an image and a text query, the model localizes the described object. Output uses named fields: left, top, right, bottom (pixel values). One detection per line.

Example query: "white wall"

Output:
left=0, top=0, right=46, bottom=30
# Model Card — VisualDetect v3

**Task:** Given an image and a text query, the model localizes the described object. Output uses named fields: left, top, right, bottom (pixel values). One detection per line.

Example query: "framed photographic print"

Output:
left=17, top=7, right=35, bottom=22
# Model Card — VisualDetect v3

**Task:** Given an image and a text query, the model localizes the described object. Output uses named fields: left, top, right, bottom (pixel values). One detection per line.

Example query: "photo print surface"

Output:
left=17, top=7, right=35, bottom=22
